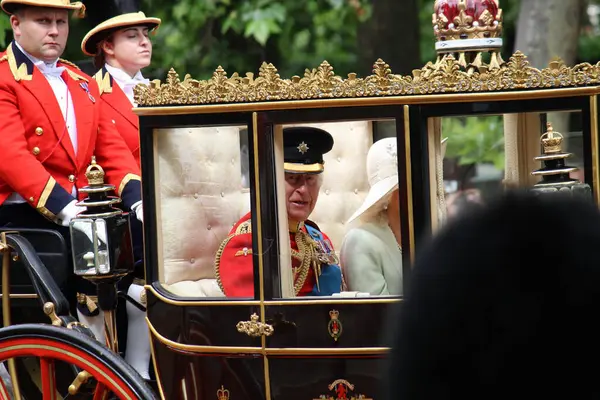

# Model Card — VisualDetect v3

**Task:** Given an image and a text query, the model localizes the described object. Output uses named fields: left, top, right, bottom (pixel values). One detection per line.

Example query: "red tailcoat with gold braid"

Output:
left=216, top=212, right=343, bottom=297
left=93, top=67, right=141, bottom=167
left=0, top=42, right=141, bottom=219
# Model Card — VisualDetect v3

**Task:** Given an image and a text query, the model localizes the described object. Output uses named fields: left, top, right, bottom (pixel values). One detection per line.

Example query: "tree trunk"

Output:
left=357, top=0, right=421, bottom=76
left=515, top=0, right=584, bottom=68
left=511, top=0, right=585, bottom=179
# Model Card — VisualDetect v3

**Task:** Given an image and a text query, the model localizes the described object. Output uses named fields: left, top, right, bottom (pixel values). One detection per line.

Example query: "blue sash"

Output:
left=305, top=224, right=342, bottom=296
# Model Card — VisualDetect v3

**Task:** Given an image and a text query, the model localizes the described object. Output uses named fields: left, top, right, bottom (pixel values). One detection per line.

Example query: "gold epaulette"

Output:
left=59, top=58, right=80, bottom=70
left=0, top=55, right=7, bottom=63
left=234, top=220, right=252, bottom=235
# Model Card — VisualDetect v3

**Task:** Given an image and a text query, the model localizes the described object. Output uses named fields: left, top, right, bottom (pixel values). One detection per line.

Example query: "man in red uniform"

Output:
left=216, top=127, right=343, bottom=297
left=0, top=0, right=144, bottom=340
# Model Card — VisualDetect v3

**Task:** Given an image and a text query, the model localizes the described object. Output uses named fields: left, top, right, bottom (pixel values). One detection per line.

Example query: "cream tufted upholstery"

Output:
left=154, top=126, right=249, bottom=297
left=157, top=122, right=373, bottom=297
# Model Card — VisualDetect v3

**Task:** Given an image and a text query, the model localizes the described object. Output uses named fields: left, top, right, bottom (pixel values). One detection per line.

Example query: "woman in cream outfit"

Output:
left=340, top=138, right=403, bottom=296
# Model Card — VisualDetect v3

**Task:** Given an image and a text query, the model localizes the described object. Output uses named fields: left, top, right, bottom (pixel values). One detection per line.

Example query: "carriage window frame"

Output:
left=253, top=106, right=412, bottom=301
left=138, top=113, right=261, bottom=301
left=408, top=95, right=597, bottom=239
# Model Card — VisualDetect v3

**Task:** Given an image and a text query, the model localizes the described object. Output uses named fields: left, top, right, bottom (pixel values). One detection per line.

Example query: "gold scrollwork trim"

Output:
left=147, top=317, right=263, bottom=354
left=236, top=313, right=274, bottom=338
left=133, top=86, right=597, bottom=116
left=135, top=53, right=600, bottom=107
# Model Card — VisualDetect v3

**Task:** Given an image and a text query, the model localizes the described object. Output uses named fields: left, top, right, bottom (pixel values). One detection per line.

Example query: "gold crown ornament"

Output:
left=217, top=385, right=230, bottom=400
left=85, top=156, right=106, bottom=186
left=433, top=0, right=503, bottom=53
left=540, top=123, right=563, bottom=154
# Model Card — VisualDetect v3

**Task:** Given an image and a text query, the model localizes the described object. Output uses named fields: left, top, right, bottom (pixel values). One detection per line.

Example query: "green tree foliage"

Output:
left=442, top=116, right=505, bottom=171
left=141, top=0, right=371, bottom=79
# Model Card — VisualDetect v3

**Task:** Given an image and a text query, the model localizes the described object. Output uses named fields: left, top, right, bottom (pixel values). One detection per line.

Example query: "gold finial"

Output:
left=540, top=122, right=563, bottom=154
left=85, top=156, right=105, bottom=186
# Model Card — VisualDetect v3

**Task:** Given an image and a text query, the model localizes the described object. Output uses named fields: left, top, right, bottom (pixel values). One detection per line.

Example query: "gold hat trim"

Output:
left=283, top=162, right=324, bottom=174
left=81, top=12, right=161, bottom=56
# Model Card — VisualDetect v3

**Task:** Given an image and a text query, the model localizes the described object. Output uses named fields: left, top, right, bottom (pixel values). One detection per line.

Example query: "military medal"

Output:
left=80, top=82, right=96, bottom=103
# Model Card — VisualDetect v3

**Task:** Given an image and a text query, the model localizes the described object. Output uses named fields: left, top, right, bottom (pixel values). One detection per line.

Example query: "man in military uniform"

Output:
left=216, top=127, right=343, bottom=297
left=0, top=0, right=144, bottom=341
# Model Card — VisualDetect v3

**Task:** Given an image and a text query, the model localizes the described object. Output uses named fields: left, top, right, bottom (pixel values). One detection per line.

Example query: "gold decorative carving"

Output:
left=134, top=52, right=600, bottom=107
left=236, top=313, right=274, bottom=338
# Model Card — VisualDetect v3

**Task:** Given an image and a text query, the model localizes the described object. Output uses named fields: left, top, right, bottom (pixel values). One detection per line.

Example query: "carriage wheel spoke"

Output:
left=40, top=357, right=57, bottom=400
left=93, top=382, right=110, bottom=400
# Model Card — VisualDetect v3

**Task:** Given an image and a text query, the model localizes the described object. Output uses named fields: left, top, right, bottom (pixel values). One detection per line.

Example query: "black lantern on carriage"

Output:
left=530, top=123, right=592, bottom=201
left=70, top=157, right=134, bottom=280
left=69, top=157, right=135, bottom=351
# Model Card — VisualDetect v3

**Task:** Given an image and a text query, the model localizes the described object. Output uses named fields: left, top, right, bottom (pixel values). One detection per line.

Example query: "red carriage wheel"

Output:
left=0, top=324, right=157, bottom=400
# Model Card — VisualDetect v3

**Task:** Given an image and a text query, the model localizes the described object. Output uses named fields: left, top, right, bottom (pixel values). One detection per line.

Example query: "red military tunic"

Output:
left=93, top=67, right=141, bottom=167
left=0, top=42, right=141, bottom=219
left=216, top=212, right=337, bottom=297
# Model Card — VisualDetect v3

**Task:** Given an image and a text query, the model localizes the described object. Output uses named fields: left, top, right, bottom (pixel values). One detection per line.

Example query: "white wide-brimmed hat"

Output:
left=346, top=137, right=449, bottom=225
left=346, top=138, right=399, bottom=225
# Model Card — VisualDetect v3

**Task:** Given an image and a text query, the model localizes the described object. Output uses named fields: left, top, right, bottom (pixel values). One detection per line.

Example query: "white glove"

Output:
left=56, top=199, right=86, bottom=227
left=131, top=201, right=143, bottom=223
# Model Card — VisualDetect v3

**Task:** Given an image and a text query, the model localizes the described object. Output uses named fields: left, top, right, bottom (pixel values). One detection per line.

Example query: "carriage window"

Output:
left=435, top=110, right=585, bottom=226
left=151, top=125, right=253, bottom=299
left=273, top=120, right=404, bottom=299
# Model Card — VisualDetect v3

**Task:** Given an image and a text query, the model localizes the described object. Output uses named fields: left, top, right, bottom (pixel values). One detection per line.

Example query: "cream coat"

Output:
left=340, top=221, right=403, bottom=295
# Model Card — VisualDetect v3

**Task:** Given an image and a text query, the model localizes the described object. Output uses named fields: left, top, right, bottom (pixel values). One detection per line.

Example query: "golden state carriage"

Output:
left=1, top=0, right=600, bottom=398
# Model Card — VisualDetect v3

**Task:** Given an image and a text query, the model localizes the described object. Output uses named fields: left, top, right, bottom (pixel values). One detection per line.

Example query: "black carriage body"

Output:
left=134, top=55, right=600, bottom=399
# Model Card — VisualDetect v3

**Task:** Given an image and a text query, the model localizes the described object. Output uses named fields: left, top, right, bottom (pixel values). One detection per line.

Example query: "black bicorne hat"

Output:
left=283, top=127, right=334, bottom=174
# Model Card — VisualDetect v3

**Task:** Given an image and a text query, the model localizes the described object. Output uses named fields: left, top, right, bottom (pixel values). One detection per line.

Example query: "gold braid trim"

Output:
left=0, top=55, right=7, bottom=63
left=293, top=231, right=315, bottom=295
left=59, top=58, right=81, bottom=70
left=214, top=233, right=236, bottom=295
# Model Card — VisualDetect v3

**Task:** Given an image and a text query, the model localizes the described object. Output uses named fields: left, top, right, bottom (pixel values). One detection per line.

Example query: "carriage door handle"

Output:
left=236, top=313, right=274, bottom=337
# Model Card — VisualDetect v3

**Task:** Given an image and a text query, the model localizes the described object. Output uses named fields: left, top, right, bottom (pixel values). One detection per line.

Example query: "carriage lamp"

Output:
left=531, top=123, right=592, bottom=201
left=69, top=157, right=135, bottom=352
left=69, top=157, right=134, bottom=282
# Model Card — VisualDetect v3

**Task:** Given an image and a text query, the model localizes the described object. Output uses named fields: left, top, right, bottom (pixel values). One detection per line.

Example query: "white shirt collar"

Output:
left=104, top=63, right=147, bottom=87
left=104, top=63, right=149, bottom=106
left=14, top=41, right=59, bottom=70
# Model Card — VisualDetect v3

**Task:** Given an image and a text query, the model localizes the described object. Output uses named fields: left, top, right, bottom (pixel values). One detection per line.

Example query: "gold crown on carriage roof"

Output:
left=433, top=0, right=503, bottom=52
left=217, top=385, right=230, bottom=400
left=540, top=122, right=564, bottom=154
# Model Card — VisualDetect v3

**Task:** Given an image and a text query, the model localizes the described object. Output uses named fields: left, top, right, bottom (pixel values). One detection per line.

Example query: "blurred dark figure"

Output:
left=445, top=188, right=485, bottom=221
left=382, top=191, right=600, bottom=399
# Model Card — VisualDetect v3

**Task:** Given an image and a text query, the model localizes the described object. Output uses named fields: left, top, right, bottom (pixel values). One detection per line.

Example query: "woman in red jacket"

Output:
left=81, top=11, right=160, bottom=167
left=81, top=11, right=161, bottom=381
